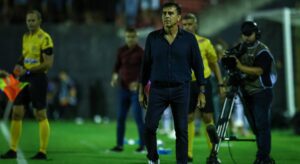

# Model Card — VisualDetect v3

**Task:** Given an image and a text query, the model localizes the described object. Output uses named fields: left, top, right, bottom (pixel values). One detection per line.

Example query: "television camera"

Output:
left=206, top=43, right=256, bottom=164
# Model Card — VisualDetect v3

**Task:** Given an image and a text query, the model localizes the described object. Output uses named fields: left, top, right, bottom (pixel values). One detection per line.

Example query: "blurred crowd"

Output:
left=0, top=0, right=162, bottom=27
left=0, top=0, right=226, bottom=28
left=0, top=0, right=118, bottom=24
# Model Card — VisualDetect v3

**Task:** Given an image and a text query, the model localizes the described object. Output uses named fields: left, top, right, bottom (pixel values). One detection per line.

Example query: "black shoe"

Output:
left=254, top=158, right=262, bottom=164
left=266, top=158, right=275, bottom=164
left=206, top=125, right=219, bottom=144
left=188, top=156, right=193, bottom=163
left=206, top=155, right=221, bottom=164
left=254, top=157, right=275, bottom=164
left=30, top=152, right=47, bottom=160
left=0, top=149, right=17, bottom=159
left=135, top=146, right=145, bottom=153
left=110, top=146, right=123, bottom=152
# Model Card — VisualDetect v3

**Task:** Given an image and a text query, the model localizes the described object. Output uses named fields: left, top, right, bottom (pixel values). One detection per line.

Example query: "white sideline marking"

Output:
left=80, top=140, right=102, bottom=153
left=1, top=101, right=28, bottom=164
left=0, top=122, right=28, bottom=164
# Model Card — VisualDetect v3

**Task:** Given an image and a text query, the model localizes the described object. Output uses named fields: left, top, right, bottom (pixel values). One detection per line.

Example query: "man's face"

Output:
left=182, top=19, right=196, bottom=33
left=125, top=32, right=137, bottom=47
left=242, top=32, right=256, bottom=44
left=162, top=6, right=181, bottom=28
left=26, top=13, right=41, bottom=32
left=59, top=71, right=68, bottom=81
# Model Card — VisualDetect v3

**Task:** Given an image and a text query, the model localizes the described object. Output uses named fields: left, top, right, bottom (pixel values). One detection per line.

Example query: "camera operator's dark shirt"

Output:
left=253, top=51, right=273, bottom=86
left=140, top=28, right=206, bottom=87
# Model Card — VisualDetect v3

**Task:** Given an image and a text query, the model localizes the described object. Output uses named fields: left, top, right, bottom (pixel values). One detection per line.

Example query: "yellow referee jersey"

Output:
left=22, top=28, right=53, bottom=70
left=191, top=34, right=217, bottom=81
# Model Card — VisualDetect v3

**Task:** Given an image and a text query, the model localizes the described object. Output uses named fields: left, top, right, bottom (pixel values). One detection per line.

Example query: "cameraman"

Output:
left=233, top=21, right=276, bottom=164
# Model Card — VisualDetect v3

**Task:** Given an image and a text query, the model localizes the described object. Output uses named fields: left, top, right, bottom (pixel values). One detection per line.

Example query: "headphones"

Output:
left=241, top=21, right=261, bottom=39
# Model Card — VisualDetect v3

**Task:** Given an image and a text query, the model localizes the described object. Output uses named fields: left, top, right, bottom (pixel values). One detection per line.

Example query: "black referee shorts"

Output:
left=14, top=73, right=48, bottom=110
left=188, top=77, right=214, bottom=114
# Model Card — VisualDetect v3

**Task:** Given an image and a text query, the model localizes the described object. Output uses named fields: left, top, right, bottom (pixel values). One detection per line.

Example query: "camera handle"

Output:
left=206, top=86, right=255, bottom=164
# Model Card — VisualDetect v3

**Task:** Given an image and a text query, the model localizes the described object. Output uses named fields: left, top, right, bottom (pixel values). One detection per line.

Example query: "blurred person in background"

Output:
left=138, top=0, right=161, bottom=28
left=231, top=95, right=250, bottom=137
left=89, top=79, right=108, bottom=124
left=56, top=70, right=78, bottom=120
left=233, top=21, right=276, bottom=164
left=0, top=10, right=54, bottom=160
left=214, top=39, right=228, bottom=62
left=41, top=0, right=68, bottom=22
left=182, top=13, right=225, bottom=162
left=115, top=0, right=139, bottom=27
left=110, top=27, right=145, bottom=153
left=46, top=77, right=58, bottom=120
left=139, top=2, right=206, bottom=163
left=158, top=106, right=175, bottom=139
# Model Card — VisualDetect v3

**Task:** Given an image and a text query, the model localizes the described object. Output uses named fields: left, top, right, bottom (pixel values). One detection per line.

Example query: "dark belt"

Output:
left=152, top=81, right=183, bottom=88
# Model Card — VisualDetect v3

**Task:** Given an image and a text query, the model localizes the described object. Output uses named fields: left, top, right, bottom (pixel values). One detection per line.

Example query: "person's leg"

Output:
left=130, top=90, right=145, bottom=149
left=162, top=106, right=173, bottom=134
left=194, top=110, right=202, bottom=136
left=201, top=79, right=215, bottom=150
left=232, top=96, right=246, bottom=135
left=31, top=73, right=50, bottom=159
left=10, top=106, right=25, bottom=151
left=145, top=87, right=168, bottom=162
left=252, top=89, right=273, bottom=161
left=170, top=84, right=190, bottom=163
left=116, top=88, right=130, bottom=148
left=34, top=109, right=50, bottom=154
left=187, top=82, right=199, bottom=160
left=187, top=113, right=195, bottom=159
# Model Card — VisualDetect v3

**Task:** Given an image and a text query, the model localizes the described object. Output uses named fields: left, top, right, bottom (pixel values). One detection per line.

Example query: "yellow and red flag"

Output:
left=0, top=75, right=28, bottom=101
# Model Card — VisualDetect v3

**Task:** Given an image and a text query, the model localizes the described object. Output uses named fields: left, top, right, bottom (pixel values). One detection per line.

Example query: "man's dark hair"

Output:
left=162, top=2, right=181, bottom=14
left=27, top=10, right=42, bottom=20
left=125, top=27, right=137, bottom=33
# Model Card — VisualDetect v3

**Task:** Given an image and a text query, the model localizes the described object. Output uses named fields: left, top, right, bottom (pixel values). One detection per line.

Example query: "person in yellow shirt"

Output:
left=182, top=13, right=225, bottom=162
left=0, top=10, right=54, bottom=160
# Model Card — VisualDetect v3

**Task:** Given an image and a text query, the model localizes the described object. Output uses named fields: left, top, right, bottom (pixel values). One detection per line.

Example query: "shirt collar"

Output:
left=125, top=44, right=138, bottom=50
left=29, top=28, right=42, bottom=36
left=159, top=26, right=184, bottom=36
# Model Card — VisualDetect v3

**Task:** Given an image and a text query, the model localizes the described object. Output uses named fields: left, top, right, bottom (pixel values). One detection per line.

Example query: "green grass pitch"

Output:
left=0, top=120, right=299, bottom=164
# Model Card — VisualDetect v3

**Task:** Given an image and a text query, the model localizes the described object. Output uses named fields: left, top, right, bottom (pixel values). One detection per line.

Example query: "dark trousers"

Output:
left=116, top=87, right=145, bottom=147
left=244, top=89, right=273, bottom=160
left=145, top=83, right=190, bottom=164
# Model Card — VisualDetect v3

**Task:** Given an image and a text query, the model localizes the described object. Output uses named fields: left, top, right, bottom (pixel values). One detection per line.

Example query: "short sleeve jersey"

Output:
left=191, top=35, right=217, bottom=81
left=22, top=28, right=54, bottom=71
